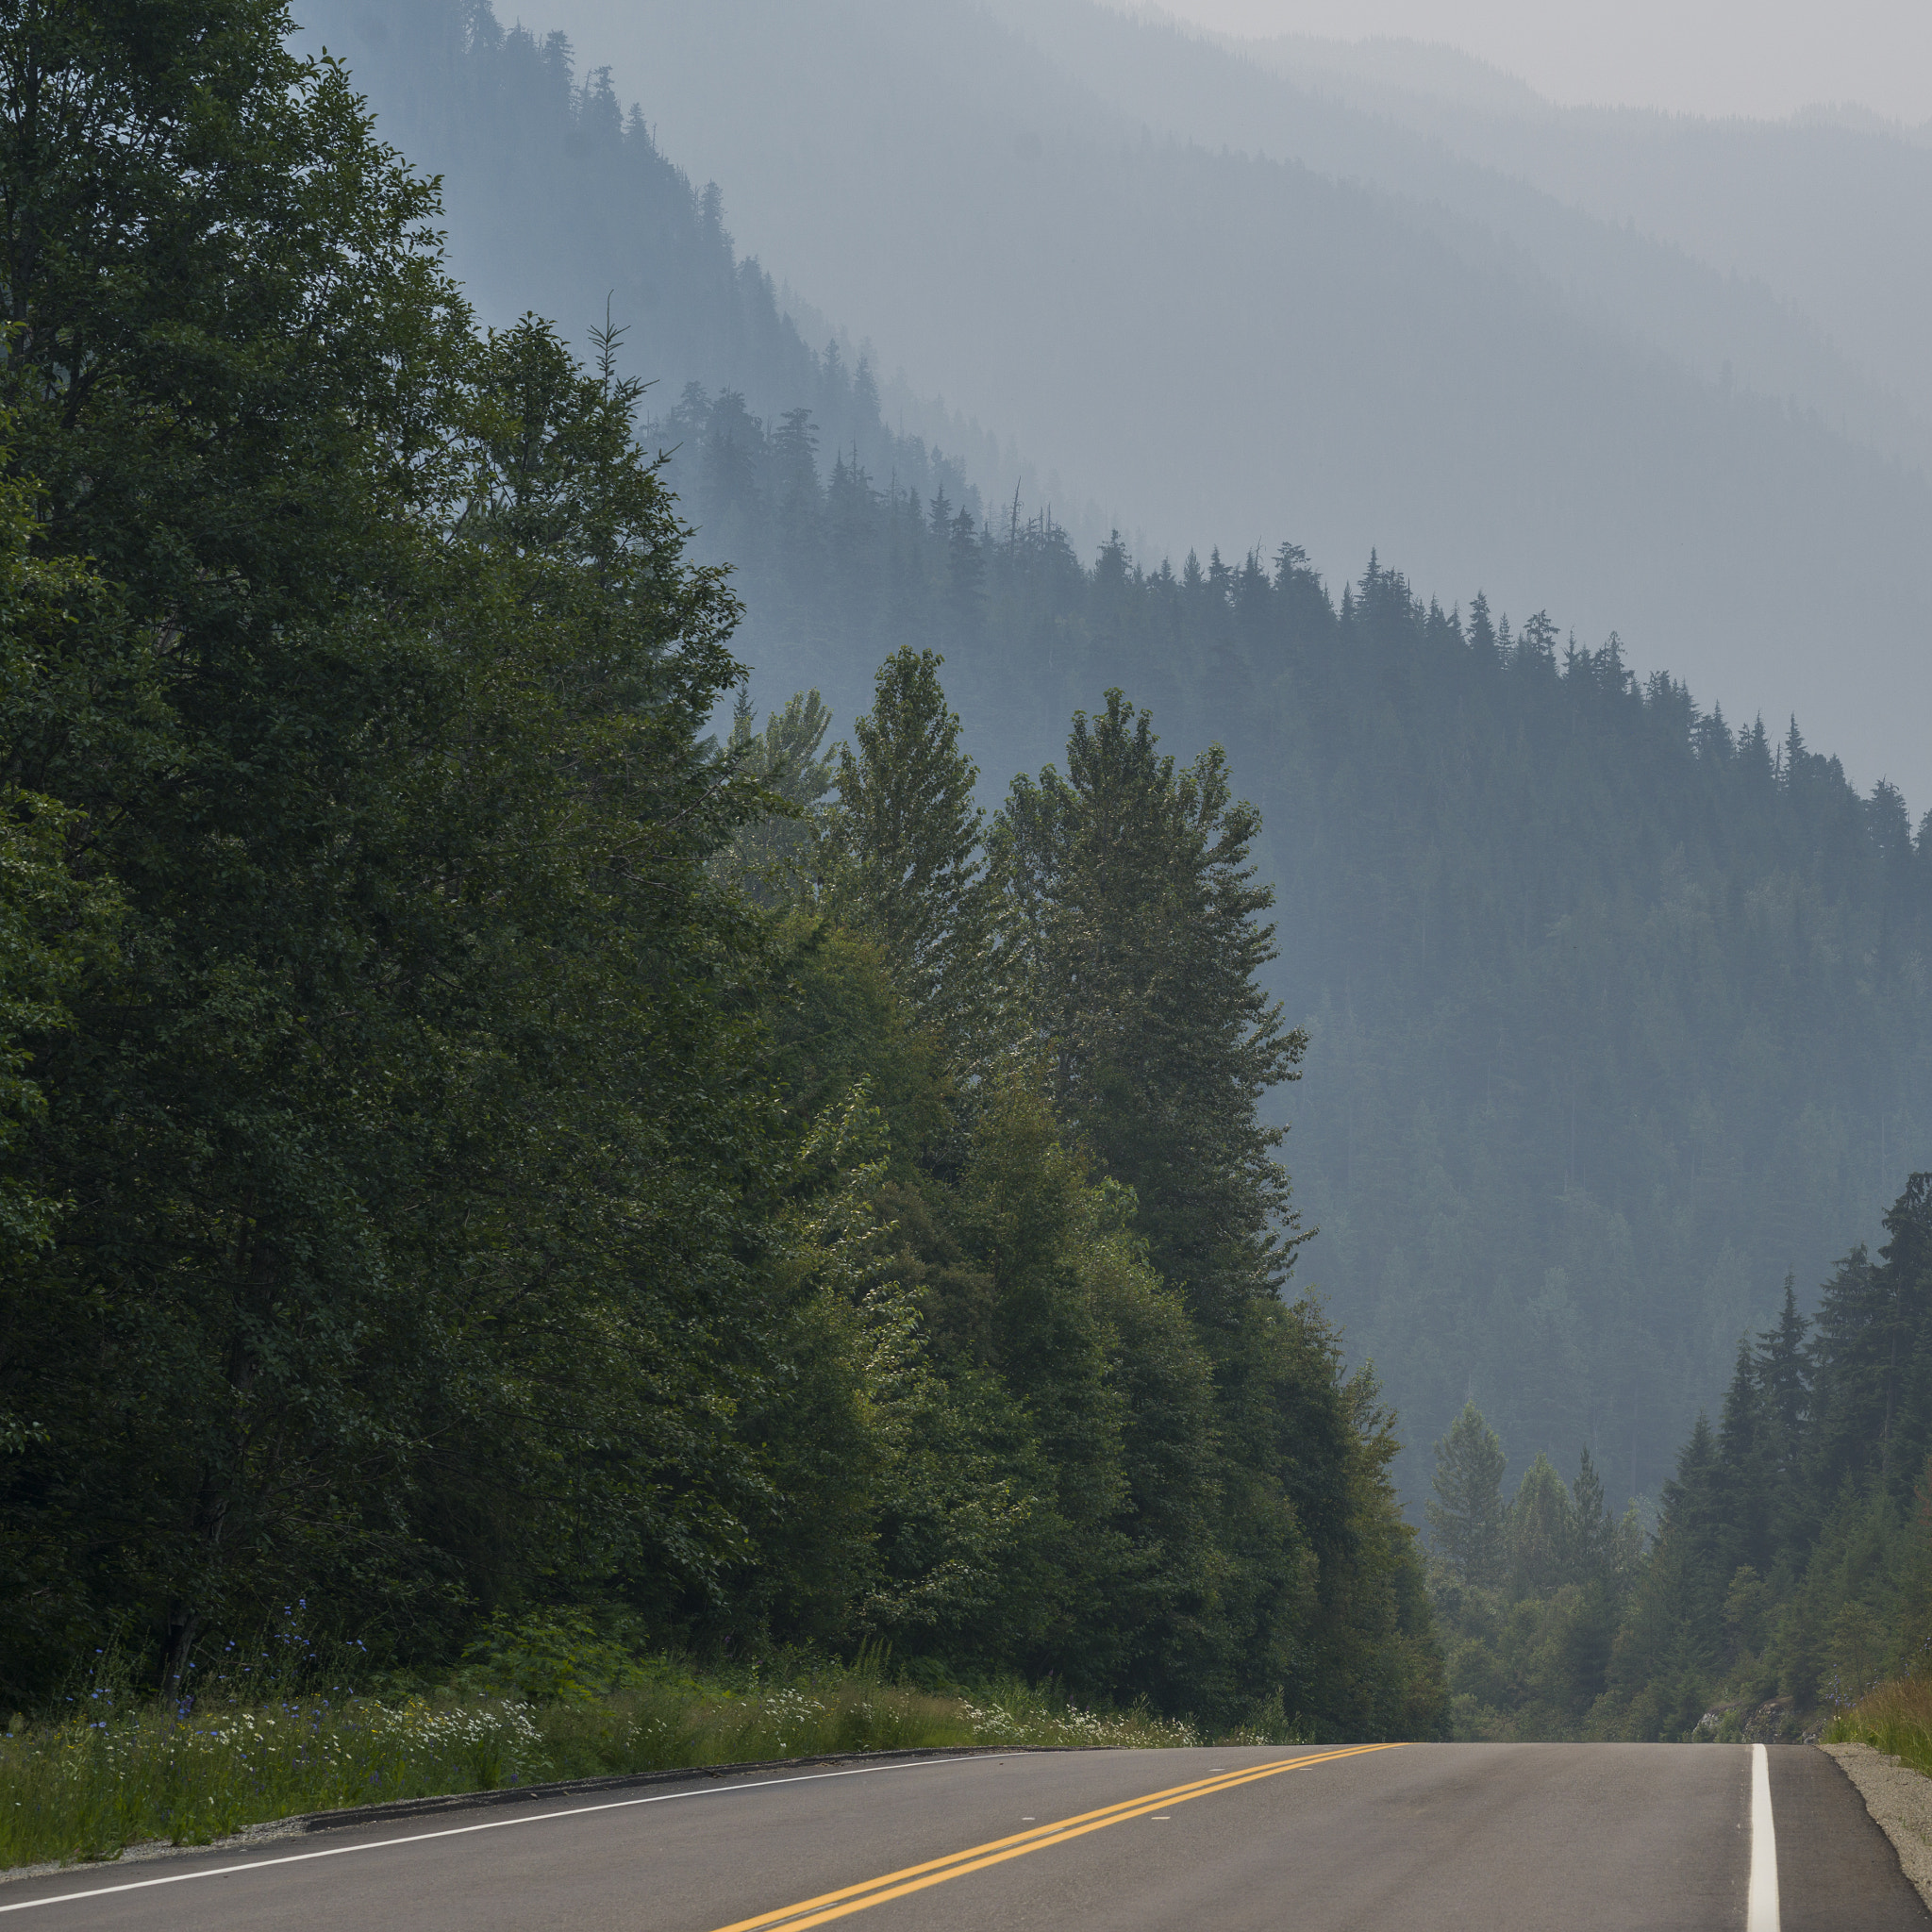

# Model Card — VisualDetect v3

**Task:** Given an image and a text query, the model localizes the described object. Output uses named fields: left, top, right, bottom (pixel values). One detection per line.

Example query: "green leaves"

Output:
left=0, top=2, right=1442, bottom=1742
left=828, top=648, right=1002, bottom=1073
left=734, top=660, right=1441, bottom=1733
left=993, top=690, right=1307, bottom=1331
left=1429, top=1403, right=1508, bottom=1591
left=0, top=1, right=773, bottom=1700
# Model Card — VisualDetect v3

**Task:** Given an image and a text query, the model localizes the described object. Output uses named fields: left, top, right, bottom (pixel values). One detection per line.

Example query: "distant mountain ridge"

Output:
left=291, top=0, right=1083, bottom=543
left=478, top=0, right=1931, bottom=807
left=1216, top=18, right=1932, bottom=424
left=1226, top=29, right=1552, bottom=117
left=1013, top=0, right=1932, bottom=475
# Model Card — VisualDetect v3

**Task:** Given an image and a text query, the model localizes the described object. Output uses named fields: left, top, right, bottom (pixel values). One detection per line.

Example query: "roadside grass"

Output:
left=0, top=1650, right=1200, bottom=1873
left=1824, top=1675, right=1932, bottom=1776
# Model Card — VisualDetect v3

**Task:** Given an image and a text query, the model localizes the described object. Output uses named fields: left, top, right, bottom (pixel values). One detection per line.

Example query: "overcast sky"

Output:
left=1134, top=0, right=1932, bottom=123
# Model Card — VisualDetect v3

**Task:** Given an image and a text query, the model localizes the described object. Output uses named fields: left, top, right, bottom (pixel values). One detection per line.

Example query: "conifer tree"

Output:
left=719, top=688, right=837, bottom=902
left=1508, top=1453, right=1574, bottom=1597
left=829, top=647, right=1000, bottom=1069
left=1427, top=1402, right=1507, bottom=1589
left=992, top=691, right=1306, bottom=1330
left=1569, top=1446, right=1625, bottom=1585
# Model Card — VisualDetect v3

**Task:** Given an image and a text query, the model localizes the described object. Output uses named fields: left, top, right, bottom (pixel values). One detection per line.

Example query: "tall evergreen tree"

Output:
left=718, top=687, right=837, bottom=902
left=992, top=691, right=1307, bottom=1331
left=1507, top=1453, right=1574, bottom=1597
left=830, top=647, right=1000, bottom=1069
left=0, top=0, right=771, bottom=1693
left=1568, top=1446, right=1627, bottom=1585
left=1427, top=1402, right=1508, bottom=1589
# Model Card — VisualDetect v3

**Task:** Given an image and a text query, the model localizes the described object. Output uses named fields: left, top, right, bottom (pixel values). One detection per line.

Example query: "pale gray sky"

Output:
left=1132, top=0, right=1932, bottom=122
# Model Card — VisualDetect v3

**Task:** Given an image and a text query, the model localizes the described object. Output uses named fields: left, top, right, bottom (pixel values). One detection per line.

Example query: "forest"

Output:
left=414, top=0, right=1932, bottom=807
left=0, top=0, right=1438, bottom=1741
left=299, top=0, right=1932, bottom=1516
left=1421, top=1167, right=1932, bottom=1742
left=7, top=0, right=1932, bottom=1762
left=657, top=379, right=1932, bottom=1518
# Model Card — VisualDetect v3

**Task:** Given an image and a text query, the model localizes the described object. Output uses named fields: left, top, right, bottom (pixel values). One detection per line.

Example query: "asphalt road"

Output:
left=2, top=1741, right=1925, bottom=1930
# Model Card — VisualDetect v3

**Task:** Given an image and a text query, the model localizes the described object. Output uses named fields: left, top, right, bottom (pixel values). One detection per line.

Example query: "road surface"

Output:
left=2, top=1741, right=1924, bottom=1928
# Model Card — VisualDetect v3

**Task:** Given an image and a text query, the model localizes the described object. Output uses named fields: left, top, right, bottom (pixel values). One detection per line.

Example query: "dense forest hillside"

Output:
left=0, top=0, right=1441, bottom=1740
left=289, top=0, right=1063, bottom=544
left=496, top=0, right=1932, bottom=807
left=1421, top=1170, right=1932, bottom=1742
left=7, top=1, right=1929, bottom=1763
left=641, top=373, right=1932, bottom=1515
left=289, top=2, right=1932, bottom=1518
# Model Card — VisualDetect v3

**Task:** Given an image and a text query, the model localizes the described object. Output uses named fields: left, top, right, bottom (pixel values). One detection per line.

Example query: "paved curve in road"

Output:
left=2, top=1742, right=1925, bottom=1929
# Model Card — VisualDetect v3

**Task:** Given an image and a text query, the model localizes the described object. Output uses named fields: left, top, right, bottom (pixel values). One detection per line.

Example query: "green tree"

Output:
left=1508, top=1454, right=1574, bottom=1597
left=1428, top=1402, right=1508, bottom=1589
left=831, top=648, right=1000, bottom=1069
left=992, top=691, right=1307, bottom=1332
left=0, top=425, right=121, bottom=1513
left=0, top=1, right=771, bottom=1696
left=717, top=688, right=837, bottom=904
left=1569, top=1446, right=1632, bottom=1588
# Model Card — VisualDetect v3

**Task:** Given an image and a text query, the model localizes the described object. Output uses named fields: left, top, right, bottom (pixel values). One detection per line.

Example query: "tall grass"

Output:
left=1825, top=1675, right=1932, bottom=1776
left=0, top=1658, right=1199, bottom=1873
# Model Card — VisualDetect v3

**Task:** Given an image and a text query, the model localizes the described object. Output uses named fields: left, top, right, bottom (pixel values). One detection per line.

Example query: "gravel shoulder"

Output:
left=1823, top=1741, right=1932, bottom=1911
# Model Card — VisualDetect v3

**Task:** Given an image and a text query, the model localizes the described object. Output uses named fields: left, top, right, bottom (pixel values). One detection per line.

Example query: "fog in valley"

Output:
left=375, top=0, right=1932, bottom=811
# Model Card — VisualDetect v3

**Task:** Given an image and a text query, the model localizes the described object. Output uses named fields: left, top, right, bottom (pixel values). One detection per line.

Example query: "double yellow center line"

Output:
left=708, top=1741, right=1408, bottom=1931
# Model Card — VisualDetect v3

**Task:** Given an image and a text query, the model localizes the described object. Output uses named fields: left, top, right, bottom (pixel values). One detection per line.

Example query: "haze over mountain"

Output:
left=463, top=0, right=1932, bottom=808
left=1147, top=0, right=1932, bottom=125
left=1225, top=25, right=1932, bottom=435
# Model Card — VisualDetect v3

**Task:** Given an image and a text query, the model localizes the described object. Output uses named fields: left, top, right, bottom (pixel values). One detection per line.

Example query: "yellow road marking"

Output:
left=708, top=1741, right=1408, bottom=1932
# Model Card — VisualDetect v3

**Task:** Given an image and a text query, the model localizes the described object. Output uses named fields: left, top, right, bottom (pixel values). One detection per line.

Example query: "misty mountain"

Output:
left=463, top=0, right=1932, bottom=808
left=290, top=0, right=1932, bottom=1510
left=650, top=369, right=1932, bottom=1514
left=1233, top=25, right=1932, bottom=431
left=292, top=0, right=1033, bottom=539
left=1008, top=1, right=1932, bottom=476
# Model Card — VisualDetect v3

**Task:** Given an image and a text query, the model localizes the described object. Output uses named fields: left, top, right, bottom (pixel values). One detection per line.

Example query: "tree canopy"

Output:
left=0, top=0, right=1443, bottom=1742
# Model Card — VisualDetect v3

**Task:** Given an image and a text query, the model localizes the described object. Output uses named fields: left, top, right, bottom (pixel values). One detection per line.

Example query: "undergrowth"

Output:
left=1825, top=1675, right=1932, bottom=1777
left=0, top=1617, right=1208, bottom=1873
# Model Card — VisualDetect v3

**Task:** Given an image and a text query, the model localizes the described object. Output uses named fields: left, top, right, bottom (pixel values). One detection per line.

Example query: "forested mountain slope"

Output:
left=0, top=0, right=1440, bottom=1737
left=291, top=3, right=1932, bottom=1517
left=486, top=0, right=1931, bottom=806
left=651, top=386, right=1932, bottom=1513
left=1420, top=1172, right=1932, bottom=1742
left=290, top=0, right=1017, bottom=537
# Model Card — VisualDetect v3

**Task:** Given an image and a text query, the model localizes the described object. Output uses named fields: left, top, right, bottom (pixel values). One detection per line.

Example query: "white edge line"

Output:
left=0, top=1757, right=977, bottom=1915
left=1747, top=1740, right=1780, bottom=1932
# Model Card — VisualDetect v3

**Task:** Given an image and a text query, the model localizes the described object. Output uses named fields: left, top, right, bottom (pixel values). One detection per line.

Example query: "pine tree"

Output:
left=946, top=506, right=985, bottom=630
left=992, top=691, right=1307, bottom=1330
left=718, top=688, right=837, bottom=903
left=1508, top=1453, right=1574, bottom=1596
left=1713, top=1340, right=1774, bottom=1577
left=830, top=648, right=1000, bottom=1071
left=1427, top=1402, right=1507, bottom=1589
left=1569, top=1446, right=1623, bottom=1585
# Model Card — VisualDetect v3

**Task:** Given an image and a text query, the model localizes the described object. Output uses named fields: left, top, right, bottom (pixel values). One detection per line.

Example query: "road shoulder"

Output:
left=0, top=1746, right=1037, bottom=1890
left=1824, top=1742, right=1932, bottom=1912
